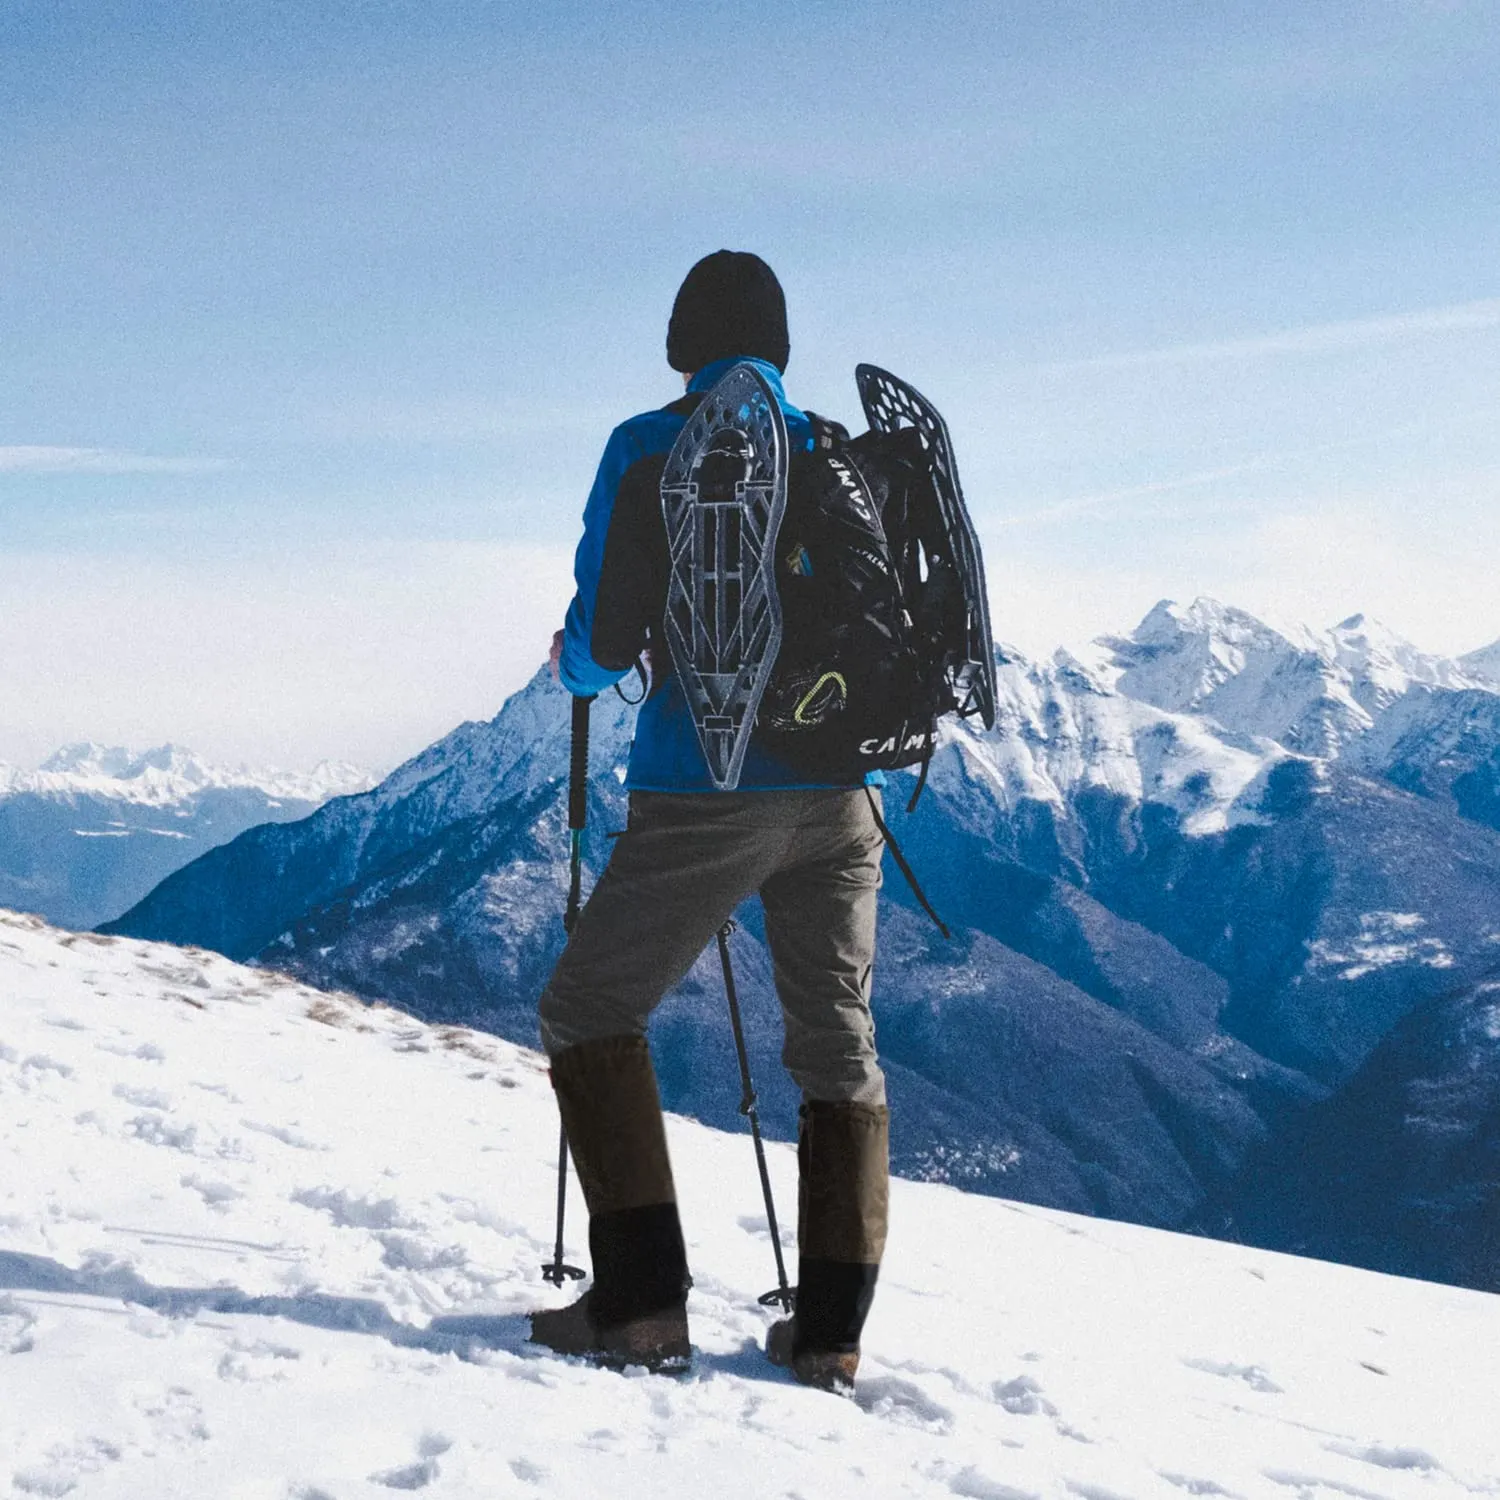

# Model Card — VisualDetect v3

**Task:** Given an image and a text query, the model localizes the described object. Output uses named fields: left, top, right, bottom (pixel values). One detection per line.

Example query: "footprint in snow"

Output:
left=1262, top=1468, right=1390, bottom=1500
left=21, top=1054, right=73, bottom=1078
left=11, top=1437, right=123, bottom=1496
left=376, top=1231, right=467, bottom=1272
left=944, top=1464, right=1040, bottom=1500
left=216, top=1336, right=303, bottom=1383
left=369, top=1433, right=453, bottom=1491
left=241, top=1118, right=325, bottom=1151
left=292, top=1185, right=416, bottom=1230
left=1065, top=1483, right=1138, bottom=1500
left=133, top=1384, right=210, bottom=1446
left=113, top=1082, right=172, bottom=1109
left=991, top=1374, right=1057, bottom=1417
left=0, top=1294, right=38, bottom=1354
left=1182, top=1357, right=1284, bottom=1394
left=1325, top=1442, right=1442, bottom=1473
left=991, top=1375, right=1092, bottom=1445
left=95, top=1040, right=166, bottom=1063
left=1159, top=1474, right=1241, bottom=1497
left=881, top=1355, right=983, bottom=1398
left=854, top=1374, right=956, bottom=1433
left=180, top=1172, right=243, bottom=1209
left=126, top=1114, right=199, bottom=1152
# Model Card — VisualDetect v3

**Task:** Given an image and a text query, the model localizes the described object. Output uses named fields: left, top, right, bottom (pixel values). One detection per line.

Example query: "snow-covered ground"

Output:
left=2, top=909, right=1496, bottom=1500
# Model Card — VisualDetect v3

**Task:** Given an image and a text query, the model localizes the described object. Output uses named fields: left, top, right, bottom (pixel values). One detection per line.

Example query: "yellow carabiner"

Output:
left=793, top=671, right=848, bottom=725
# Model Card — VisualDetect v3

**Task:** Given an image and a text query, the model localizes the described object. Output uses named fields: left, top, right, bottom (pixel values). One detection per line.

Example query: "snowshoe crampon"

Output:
left=660, top=362, right=790, bottom=789
left=856, top=363, right=996, bottom=729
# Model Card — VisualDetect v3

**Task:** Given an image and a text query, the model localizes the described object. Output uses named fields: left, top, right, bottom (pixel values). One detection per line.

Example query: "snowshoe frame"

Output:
left=856, top=364, right=997, bottom=730
left=660, top=362, right=789, bottom=790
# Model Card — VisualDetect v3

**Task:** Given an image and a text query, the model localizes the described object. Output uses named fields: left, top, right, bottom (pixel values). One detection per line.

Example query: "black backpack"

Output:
left=755, top=416, right=973, bottom=789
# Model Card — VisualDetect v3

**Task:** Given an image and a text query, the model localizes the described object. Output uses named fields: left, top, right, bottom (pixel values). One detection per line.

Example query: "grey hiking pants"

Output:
left=539, top=787, right=887, bottom=1107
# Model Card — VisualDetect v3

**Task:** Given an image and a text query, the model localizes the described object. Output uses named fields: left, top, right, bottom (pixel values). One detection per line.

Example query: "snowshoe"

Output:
left=856, top=363, right=996, bottom=729
left=660, top=361, right=790, bottom=789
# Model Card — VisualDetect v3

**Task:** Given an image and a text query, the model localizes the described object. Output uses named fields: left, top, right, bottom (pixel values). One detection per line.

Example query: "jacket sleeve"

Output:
left=558, top=424, right=642, bottom=697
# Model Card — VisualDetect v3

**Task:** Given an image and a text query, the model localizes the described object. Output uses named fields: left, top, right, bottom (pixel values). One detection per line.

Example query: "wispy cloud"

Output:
left=999, top=461, right=1269, bottom=528
left=0, top=447, right=225, bottom=476
left=1045, top=296, right=1500, bottom=373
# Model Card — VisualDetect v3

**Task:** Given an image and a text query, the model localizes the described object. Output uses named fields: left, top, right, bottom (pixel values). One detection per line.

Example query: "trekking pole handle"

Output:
left=564, top=693, right=596, bottom=936
left=568, top=694, right=594, bottom=833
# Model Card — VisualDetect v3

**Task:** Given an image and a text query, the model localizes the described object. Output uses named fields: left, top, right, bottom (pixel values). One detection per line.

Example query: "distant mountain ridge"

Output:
left=0, top=743, right=373, bottom=929
left=104, top=600, right=1500, bottom=1290
left=1094, top=598, right=1493, bottom=757
left=0, top=742, right=369, bottom=805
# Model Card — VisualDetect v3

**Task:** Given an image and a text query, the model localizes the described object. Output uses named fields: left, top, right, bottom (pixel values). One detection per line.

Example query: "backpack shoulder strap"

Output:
left=804, top=411, right=851, bottom=452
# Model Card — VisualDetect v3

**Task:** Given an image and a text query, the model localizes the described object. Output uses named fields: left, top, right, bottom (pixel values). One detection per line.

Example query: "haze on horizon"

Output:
left=3, top=1, right=1498, bottom=773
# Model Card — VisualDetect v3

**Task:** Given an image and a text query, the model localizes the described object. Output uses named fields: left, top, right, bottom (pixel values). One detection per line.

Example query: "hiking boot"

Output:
left=527, top=1036, right=693, bottom=1368
left=531, top=1290, right=691, bottom=1373
left=765, top=1100, right=889, bottom=1391
left=766, top=1313, right=860, bottom=1393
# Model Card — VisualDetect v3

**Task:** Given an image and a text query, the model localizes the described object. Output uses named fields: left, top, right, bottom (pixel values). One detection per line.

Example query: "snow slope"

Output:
left=3, top=909, right=1497, bottom=1500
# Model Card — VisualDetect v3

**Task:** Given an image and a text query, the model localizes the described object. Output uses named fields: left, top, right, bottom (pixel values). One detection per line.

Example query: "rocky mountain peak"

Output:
left=1096, top=597, right=1365, bottom=756
left=1461, top=637, right=1500, bottom=685
left=1328, top=613, right=1484, bottom=709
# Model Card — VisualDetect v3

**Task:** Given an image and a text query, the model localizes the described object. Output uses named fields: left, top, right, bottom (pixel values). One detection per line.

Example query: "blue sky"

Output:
left=3, top=1, right=1498, bottom=769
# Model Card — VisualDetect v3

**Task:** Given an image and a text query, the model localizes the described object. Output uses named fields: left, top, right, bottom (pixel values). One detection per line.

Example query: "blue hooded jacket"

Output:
left=559, top=356, right=866, bottom=792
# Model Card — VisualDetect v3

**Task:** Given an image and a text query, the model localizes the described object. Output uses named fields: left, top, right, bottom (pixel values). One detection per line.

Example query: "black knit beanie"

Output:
left=666, top=250, right=789, bottom=375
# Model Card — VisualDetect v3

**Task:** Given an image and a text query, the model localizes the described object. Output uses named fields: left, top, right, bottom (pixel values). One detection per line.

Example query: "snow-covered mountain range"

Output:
left=0, top=743, right=372, bottom=930
left=105, top=600, right=1500, bottom=1291
left=4, top=909, right=1496, bottom=1499
left=1093, top=598, right=1496, bottom=758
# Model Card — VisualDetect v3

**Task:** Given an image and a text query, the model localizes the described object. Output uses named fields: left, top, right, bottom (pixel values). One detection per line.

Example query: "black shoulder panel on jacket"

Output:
left=591, top=450, right=671, bottom=674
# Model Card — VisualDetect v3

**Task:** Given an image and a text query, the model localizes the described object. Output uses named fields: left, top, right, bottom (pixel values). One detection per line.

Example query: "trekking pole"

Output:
left=717, top=919, right=795, bottom=1312
left=542, top=691, right=594, bottom=1288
